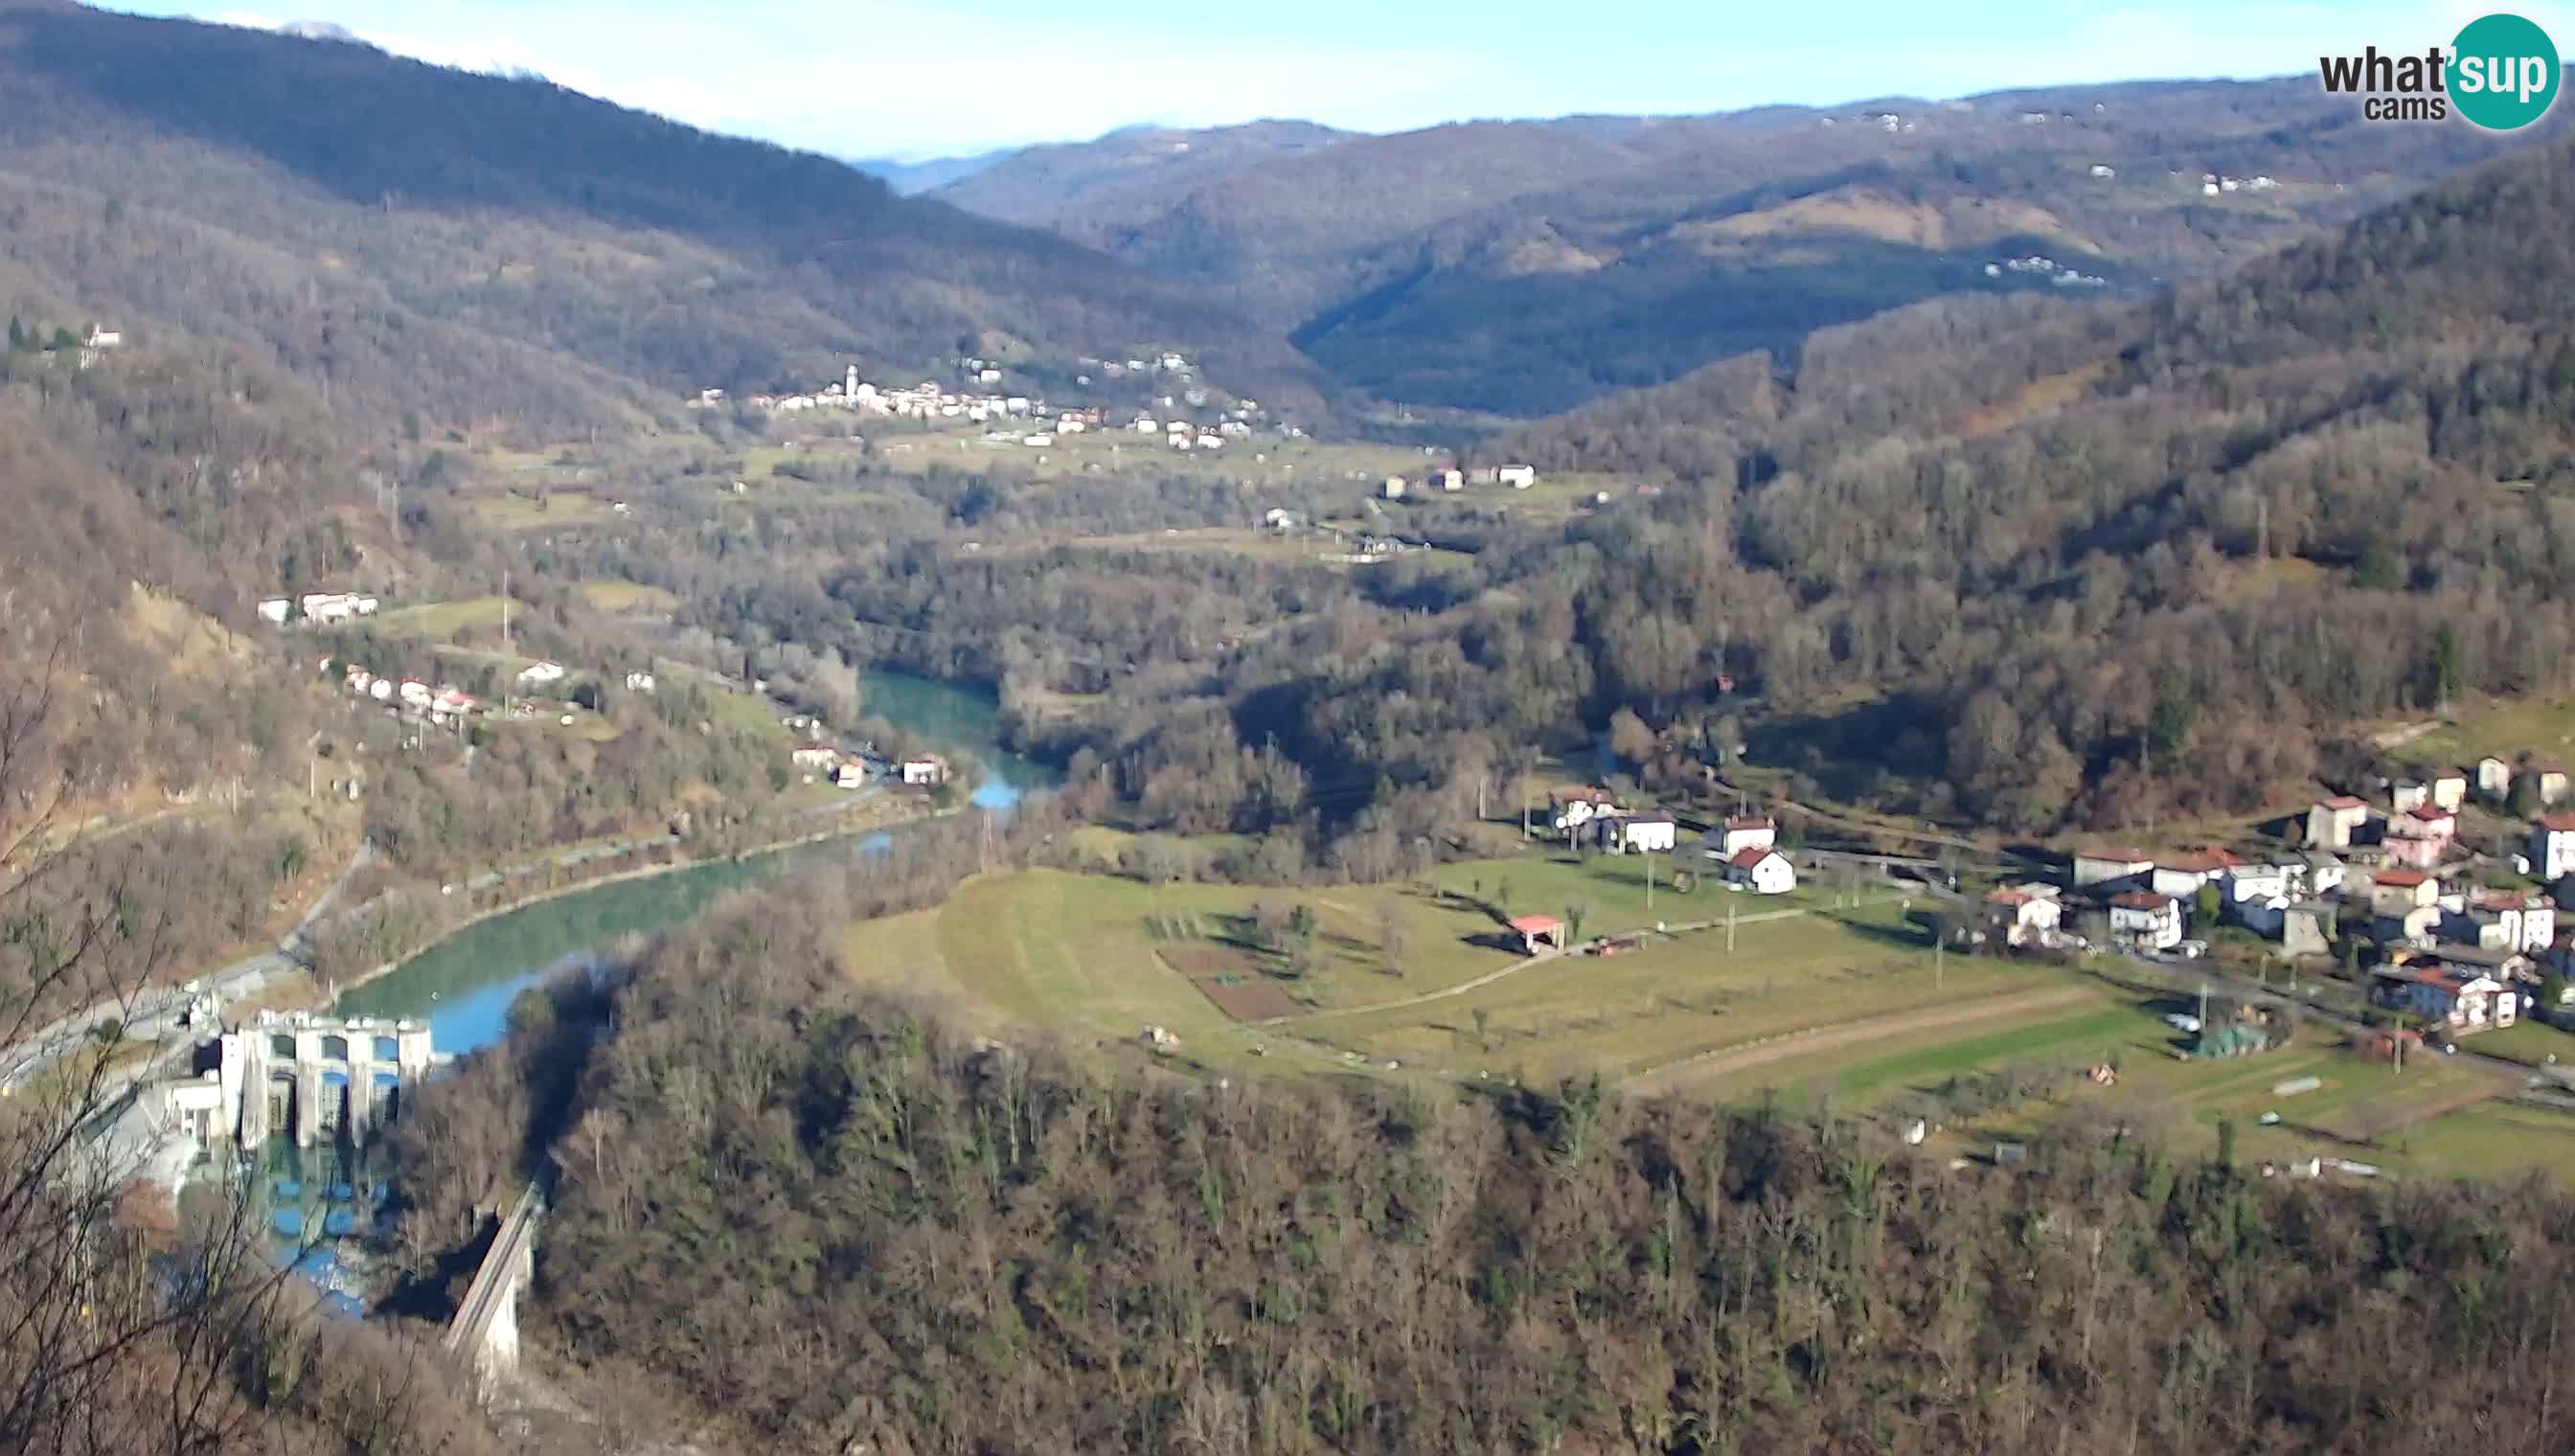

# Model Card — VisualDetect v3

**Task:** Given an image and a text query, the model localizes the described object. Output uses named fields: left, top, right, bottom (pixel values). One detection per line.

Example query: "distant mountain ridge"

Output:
left=846, top=148, right=1015, bottom=196
left=931, top=119, right=1358, bottom=225
left=927, top=78, right=2564, bottom=417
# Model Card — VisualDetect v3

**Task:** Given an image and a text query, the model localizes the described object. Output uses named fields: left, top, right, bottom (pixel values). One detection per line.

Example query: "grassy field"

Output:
left=575, top=580, right=680, bottom=615
left=1317, top=898, right=2002, bottom=1079
left=368, top=596, right=522, bottom=642
left=829, top=856, right=2575, bottom=1184
left=2466, top=1017, right=2575, bottom=1069
left=2395, top=694, right=2575, bottom=768
left=462, top=491, right=614, bottom=531
left=835, top=868, right=1532, bottom=1072
left=1425, top=849, right=1857, bottom=940
left=1720, top=974, right=2575, bottom=1183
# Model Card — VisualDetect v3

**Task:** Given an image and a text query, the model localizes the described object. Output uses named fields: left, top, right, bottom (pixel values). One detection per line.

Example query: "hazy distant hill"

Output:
left=0, top=0, right=1330, bottom=423
left=936, top=78, right=2562, bottom=416
left=932, top=119, right=1357, bottom=225
left=847, top=148, right=1014, bottom=195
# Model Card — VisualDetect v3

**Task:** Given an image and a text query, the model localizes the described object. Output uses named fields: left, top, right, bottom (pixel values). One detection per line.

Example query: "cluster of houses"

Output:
left=693, top=357, right=1285, bottom=454
left=1541, top=790, right=1799, bottom=896
left=1381, top=464, right=1539, bottom=499
left=1992, top=751, right=2575, bottom=1040
left=786, top=734, right=948, bottom=792
left=258, top=591, right=380, bottom=626
left=2198, top=171, right=2281, bottom=197
left=325, top=654, right=646, bottom=731
left=1980, top=255, right=2108, bottom=288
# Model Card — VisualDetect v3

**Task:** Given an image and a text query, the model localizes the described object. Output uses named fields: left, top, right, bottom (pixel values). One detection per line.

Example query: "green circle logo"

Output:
left=2450, top=12, right=2561, bottom=129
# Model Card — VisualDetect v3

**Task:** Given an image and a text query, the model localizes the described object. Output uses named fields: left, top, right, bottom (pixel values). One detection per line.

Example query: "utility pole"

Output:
left=501, top=569, right=512, bottom=658
left=1726, top=899, right=1738, bottom=955
left=1645, top=849, right=1655, bottom=912
left=1936, top=936, right=1945, bottom=990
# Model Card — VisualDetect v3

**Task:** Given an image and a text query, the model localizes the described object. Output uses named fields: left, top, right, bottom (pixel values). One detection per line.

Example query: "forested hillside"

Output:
left=614, top=136, right=2575, bottom=858
left=394, top=881, right=2575, bottom=1455
left=1483, top=133, right=2575, bottom=830
left=934, top=119, right=1356, bottom=225
left=940, top=76, right=2562, bottom=415
left=0, top=0, right=1327, bottom=422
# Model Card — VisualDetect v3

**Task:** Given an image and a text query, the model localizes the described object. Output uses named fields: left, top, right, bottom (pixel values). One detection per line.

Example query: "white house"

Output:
left=900, top=756, right=948, bottom=786
left=2430, top=768, right=2469, bottom=812
left=2533, top=814, right=2575, bottom=882
left=257, top=599, right=290, bottom=626
left=789, top=741, right=842, bottom=772
left=1495, top=466, right=1538, bottom=489
left=2392, top=970, right=2518, bottom=1034
left=398, top=680, right=432, bottom=710
left=1985, top=886, right=2063, bottom=947
left=1382, top=476, right=1407, bottom=500
left=1604, top=812, right=1676, bottom=854
left=624, top=671, right=657, bottom=694
left=1712, top=814, right=1777, bottom=859
left=1723, top=848, right=1796, bottom=895
left=2391, top=779, right=2429, bottom=815
left=2220, top=862, right=2295, bottom=908
left=299, top=591, right=374, bottom=624
left=2477, top=755, right=2514, bottom=801
left=833, top=762, right=868, bottom=790
left=2306, top=796, right=2372, bottom=850
left=1427, top=468, right=1464, bottom=492
left=2108, top=892, right=2184, bottom=951
left=2151, top=848, right=2244, bottom=899
left=1551, top=788, right=1618, bottom=834
left=517, top=662, right=567, bottom=687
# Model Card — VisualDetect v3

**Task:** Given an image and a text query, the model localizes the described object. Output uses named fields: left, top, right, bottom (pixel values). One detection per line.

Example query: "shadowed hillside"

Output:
left=0, top=0, right=1330, bottom=420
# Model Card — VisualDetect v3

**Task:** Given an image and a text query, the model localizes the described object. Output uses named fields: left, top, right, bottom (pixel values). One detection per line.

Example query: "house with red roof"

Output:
left=2367, top=868, right=2440, bottom=919
left=1722, top=848, right=1796, bottom=896
left=2385, top=807, right=2456, bottom=870
left=2306, top=796, right=2373, bottom=851
left=1508, top=915, right=1566, bottom=954
left=2107, top=891, right=2183, bottom=951
left=2376, top=967, right=2517, bottom=1034
left=2151, top=848, right=2245, bottom=899
left=1984, top=884, right=2063, bottom=947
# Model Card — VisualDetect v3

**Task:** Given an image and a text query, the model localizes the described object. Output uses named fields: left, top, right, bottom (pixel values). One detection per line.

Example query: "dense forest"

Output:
left=392, top=877, right=2575, bottom=1455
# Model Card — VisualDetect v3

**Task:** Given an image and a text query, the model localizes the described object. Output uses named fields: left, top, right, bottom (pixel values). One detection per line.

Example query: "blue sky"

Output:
left=126, top=2, right=2572, bottom=159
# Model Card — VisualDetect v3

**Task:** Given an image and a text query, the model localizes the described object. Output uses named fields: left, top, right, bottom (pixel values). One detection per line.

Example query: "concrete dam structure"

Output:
left=164, top=1011, right=435, bottom=1150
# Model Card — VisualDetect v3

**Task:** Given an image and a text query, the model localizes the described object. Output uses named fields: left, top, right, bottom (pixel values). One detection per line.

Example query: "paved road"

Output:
left=0, top=840, right=376, bottom=1092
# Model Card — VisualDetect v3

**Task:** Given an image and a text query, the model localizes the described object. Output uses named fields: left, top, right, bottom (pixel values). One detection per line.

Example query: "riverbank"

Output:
left=324, top=798, right=955, bottom=1012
